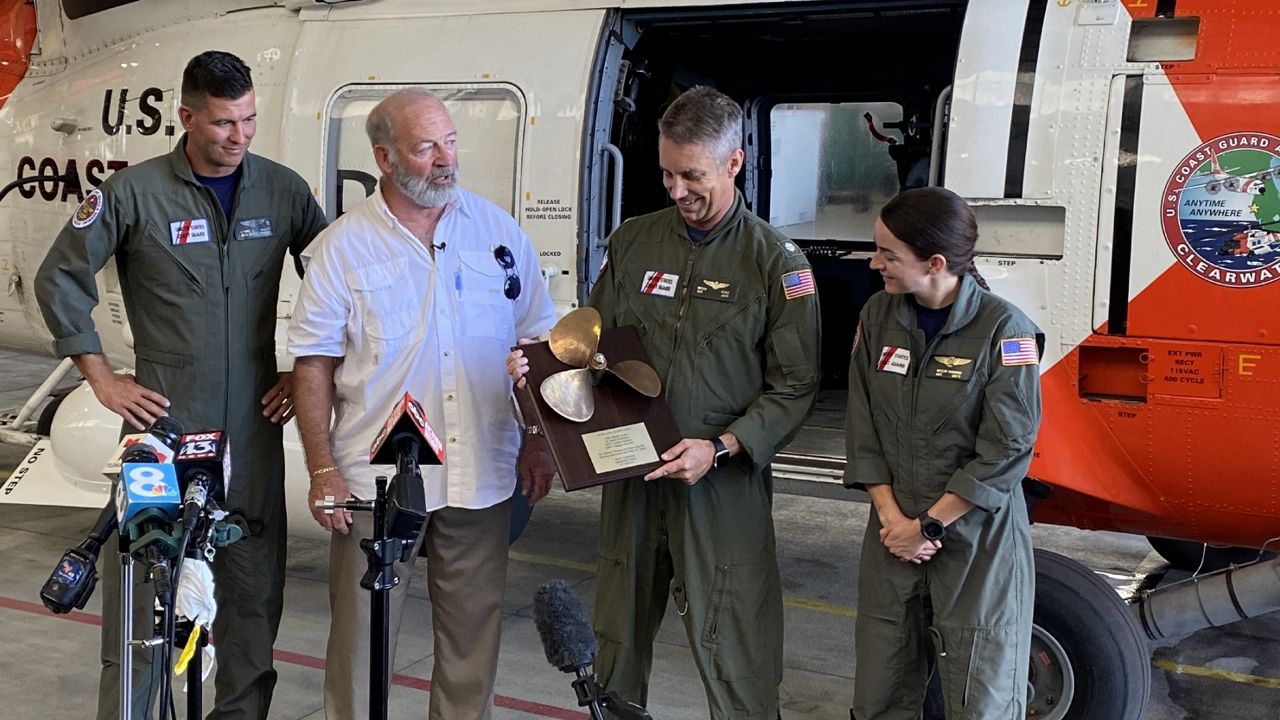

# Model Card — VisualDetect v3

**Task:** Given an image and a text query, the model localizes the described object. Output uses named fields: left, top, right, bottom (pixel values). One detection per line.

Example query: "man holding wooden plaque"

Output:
left=510, top=86, right=821, bottom=719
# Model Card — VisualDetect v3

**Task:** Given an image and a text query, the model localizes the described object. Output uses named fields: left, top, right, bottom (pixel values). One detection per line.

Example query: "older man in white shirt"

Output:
left=288, top=88, right=557, bottom=720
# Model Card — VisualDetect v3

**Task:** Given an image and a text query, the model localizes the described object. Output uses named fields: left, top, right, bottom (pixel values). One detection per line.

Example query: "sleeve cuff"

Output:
left=726, top=416, right=772, bottom=473
left=286, top=341, right=345, bottom=359
left=945, top=468, right=1007, bottom=514
left=53, top=332, right=103, bottom=358
left=842, top=458, right=893, bottom=489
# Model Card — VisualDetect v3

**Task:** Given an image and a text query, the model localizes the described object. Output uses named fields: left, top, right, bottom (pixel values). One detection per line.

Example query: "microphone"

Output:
left=117, top=444, right=179, bottom=524
left=532, top=580, right=652, bottom=720
left=368, top=392, right=445, bottom=466
left=101, top=415, right=185, bottom=479
left=41, top=417, right=184, bottom=614
left=38, top=500, right=116, bottom=614
left=174, top=430, right=230, bottom=513
left=433, top=241, right=446, bottom=252
left=368, top=394, right=437, bottom=545
left=533, top=579, right=599, bottom=673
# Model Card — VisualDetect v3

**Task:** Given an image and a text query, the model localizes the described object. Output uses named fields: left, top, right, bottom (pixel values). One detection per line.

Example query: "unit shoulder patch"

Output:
left=1000, top=337, right=1039, bottom=366
left=71, top=189, right=104, bottom=229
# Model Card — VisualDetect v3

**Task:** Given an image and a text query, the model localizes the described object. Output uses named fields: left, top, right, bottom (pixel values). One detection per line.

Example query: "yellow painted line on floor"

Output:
left=784, top=596, right=857, bottom=618
left=1154, top=658, right=1280, bottom=690
left=509, top=551, right=596, bottom=574
left=510, top=550, right=858, bottom=618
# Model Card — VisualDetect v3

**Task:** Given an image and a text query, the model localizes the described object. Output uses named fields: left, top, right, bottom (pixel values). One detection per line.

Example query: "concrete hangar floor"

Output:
left=0, top=350, right=1275, bottom=720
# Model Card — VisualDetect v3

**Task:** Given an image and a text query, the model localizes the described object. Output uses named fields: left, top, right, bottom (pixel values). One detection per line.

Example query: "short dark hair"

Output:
left=181, top=51, right=253, bottom=107
left=880, top=187, right=989, bottom=290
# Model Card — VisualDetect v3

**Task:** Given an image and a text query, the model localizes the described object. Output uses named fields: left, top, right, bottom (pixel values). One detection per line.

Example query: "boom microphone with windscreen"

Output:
left=532, top=580, right=651, bottom=720
left=533, top=579, right=599, bottom=673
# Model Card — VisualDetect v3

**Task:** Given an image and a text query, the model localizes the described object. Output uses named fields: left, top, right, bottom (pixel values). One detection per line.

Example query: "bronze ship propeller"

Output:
left=538, top=307, right=662, bottom=422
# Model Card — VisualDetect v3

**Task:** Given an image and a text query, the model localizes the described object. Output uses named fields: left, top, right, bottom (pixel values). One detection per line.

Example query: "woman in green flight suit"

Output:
left=844, top=187, right=1043, bottom=719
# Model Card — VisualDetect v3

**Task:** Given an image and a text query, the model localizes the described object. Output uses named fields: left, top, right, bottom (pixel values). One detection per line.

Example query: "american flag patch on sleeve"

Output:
left=1000, top=337, right=1039, bottom=366
left=782, top=269, right=815, bottom=300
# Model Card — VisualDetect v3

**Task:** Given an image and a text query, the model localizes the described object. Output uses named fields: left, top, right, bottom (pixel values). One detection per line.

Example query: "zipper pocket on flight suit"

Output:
left=696, top=293, right=764, bottom=348
left=145, top=222, right=203, bottom=290
left=963, top=631, right=979, bottom=707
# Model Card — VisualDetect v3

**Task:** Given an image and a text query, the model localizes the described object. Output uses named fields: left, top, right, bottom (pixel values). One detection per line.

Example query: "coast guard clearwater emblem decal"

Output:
left=1162, top=132, right=1280, bottom=288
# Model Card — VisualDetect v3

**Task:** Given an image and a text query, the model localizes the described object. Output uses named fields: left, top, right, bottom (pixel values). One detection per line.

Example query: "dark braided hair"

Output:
left=879, top=187, right=989, bottom=290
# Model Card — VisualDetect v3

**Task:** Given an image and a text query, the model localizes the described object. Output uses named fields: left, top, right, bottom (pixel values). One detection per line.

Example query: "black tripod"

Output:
left=317, top=435, right=427, bottom=720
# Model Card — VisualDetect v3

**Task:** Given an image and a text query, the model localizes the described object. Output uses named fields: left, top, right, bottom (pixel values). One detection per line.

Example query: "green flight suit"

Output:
left=35, top=137, right=326, bottom=720
left=588, top=192, right=821, bottom=719
left=843, top=274, right=1042, bottom=720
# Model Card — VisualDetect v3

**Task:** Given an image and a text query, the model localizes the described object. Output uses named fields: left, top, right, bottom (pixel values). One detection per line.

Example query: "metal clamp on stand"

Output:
left=313, top=432, right=427, bottom=720
left=570, top=670, right=653, bottom=720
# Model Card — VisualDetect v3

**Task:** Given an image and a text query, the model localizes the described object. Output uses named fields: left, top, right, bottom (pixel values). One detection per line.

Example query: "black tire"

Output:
left=1031, top=548, right=1150, bottom=720
left=1147, top=536, right=1276, bottom=572
left=35, top=389, right=71, bottom=436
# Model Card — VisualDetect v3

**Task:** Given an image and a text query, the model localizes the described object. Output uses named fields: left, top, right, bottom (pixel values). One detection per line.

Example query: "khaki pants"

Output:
left=324, top=499, right=511, bottom=720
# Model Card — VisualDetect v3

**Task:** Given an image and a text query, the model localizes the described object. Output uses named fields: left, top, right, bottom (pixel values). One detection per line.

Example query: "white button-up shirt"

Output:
left=287, top=184, right=556, bottom=509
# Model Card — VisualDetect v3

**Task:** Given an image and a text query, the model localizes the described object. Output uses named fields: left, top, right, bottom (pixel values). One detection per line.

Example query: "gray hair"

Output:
left=657, top=86, right=742, bottom=168
left=365, top=87, right=441, bottom=148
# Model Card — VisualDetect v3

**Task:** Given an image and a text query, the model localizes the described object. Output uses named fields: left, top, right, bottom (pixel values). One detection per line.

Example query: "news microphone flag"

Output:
left=102, top=433, right=175, bottom=478
left=175, top=431, right=230, bottom=504
left=101, top=416, right=184, bottom=478
left=116, top=462, right=180, bottom=526
left=369, top=393, right=445, bottom=466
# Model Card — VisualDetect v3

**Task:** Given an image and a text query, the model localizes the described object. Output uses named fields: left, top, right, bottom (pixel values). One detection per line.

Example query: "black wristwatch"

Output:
left=711, top=437, right=731, bottom=468
left=919, top=512, right=947, bottom=542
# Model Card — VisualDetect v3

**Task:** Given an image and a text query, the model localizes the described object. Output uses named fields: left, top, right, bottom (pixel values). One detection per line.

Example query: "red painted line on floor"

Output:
left=1, top=595, right=586, bottom=719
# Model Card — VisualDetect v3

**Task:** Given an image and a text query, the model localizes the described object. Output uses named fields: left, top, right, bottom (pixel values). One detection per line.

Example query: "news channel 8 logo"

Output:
left=126, top=465, right=178, bottom=498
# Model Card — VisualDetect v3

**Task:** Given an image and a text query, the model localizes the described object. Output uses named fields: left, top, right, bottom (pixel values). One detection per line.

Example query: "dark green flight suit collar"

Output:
left=889, top=271, right=984, bottom=337
left=658, top=190, right=749, bottom=246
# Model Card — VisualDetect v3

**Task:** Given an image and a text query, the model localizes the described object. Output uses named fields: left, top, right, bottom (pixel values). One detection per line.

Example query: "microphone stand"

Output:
left=569, top=667, right=653, bottom=720
left=315, top=435, right=425, bottom=720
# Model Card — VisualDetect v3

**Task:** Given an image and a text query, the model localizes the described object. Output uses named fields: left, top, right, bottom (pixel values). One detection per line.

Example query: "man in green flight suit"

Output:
left=585, top=86, right=821, bottom=718
left=34, top=51, right=326, bottom=720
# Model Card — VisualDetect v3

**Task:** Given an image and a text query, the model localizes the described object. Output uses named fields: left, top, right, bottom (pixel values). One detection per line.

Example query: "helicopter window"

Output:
left=323, top=84, right=525, bottom=221
left=766, top=101, right=905, bottom=244
left=62, top=0, right=138, bottom=20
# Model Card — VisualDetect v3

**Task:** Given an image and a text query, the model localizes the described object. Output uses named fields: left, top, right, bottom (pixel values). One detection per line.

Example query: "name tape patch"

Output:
left=877, top=346, right=910, bottom=375
left=929, top=355, right=974, bottom=381
left=235, top=216, right=273, bottom=241
left=640, top=271, right=678, bottom=298
left=694, top=278, right=735, bottom=303
left=170, top=218, right=211, bottom=246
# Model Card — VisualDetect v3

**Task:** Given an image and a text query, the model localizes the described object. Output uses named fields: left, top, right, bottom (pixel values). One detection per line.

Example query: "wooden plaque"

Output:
left=518, top=325, right=681, bottom=491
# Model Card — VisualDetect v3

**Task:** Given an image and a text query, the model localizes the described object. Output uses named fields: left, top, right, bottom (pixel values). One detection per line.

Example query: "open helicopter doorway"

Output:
left=583, top=0, right=966, bottom=480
